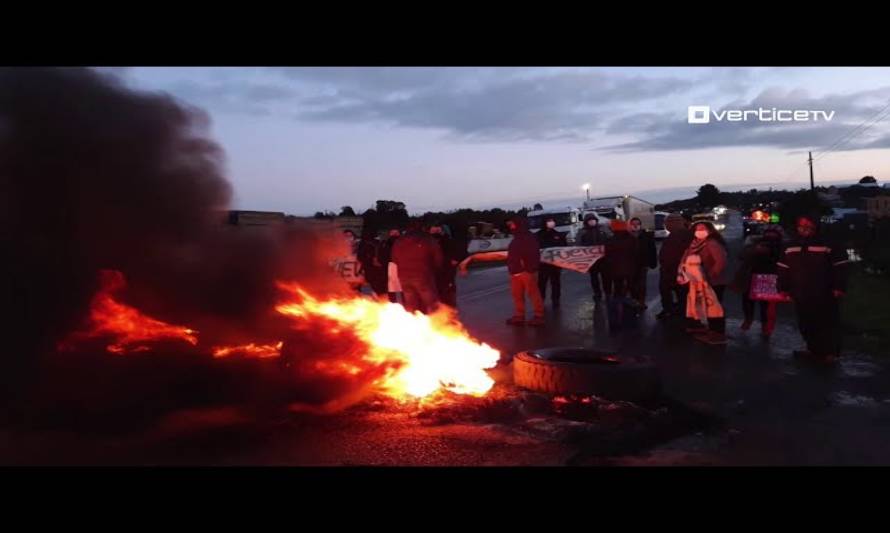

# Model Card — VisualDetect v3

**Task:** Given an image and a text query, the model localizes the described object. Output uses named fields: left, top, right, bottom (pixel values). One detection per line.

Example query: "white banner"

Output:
left=332, top=255, right=365, bottom=285
left=540, top=246, right=605, bottom=273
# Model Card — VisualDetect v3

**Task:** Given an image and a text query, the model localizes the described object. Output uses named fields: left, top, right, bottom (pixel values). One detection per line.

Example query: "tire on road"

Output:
left=512, top=347, right=660, bottom=402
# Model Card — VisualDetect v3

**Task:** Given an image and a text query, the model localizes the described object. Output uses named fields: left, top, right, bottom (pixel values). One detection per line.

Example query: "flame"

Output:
left=275, top=283, right=500, bottom=399
left=62, top=270, right=198, bottom=354
left=212, top=342, right=283, bottom=359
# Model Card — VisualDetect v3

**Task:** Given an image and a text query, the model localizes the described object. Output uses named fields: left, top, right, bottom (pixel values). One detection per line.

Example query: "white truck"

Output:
left=581, top=195, right=656, bottom=230
left=526, top=206, right=583, bottom=244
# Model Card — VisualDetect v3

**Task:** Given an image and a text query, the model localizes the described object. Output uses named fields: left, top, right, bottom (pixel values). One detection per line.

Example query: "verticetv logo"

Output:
left=688, top=105, right=836, bottom=124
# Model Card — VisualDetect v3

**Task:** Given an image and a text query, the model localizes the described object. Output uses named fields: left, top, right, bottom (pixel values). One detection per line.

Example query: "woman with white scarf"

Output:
left=678, top=221, right=730, bottom=345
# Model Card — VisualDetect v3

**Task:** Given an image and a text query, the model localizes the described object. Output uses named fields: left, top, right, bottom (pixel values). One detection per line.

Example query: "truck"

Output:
left=581, top=195, right=656, bottom=230
left=526, top=206, right=583, bottom=244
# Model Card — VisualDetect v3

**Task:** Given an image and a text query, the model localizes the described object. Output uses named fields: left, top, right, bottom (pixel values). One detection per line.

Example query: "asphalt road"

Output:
left=4, top=212, right=890, bottom=465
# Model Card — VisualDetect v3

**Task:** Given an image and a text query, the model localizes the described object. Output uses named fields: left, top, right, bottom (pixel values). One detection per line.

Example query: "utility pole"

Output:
left=808, top=151, right=815, bottom=191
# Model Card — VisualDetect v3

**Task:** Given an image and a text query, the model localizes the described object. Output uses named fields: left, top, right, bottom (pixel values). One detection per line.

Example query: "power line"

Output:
left=812, top=99, right=890, bottom=163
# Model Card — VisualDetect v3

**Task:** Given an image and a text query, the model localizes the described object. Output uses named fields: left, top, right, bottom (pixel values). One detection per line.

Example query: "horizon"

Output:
left=117, top=67, right=890, bottom=215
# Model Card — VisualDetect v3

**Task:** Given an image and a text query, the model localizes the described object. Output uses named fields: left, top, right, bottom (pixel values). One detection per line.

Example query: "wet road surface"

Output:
left=4, top=211, right=890, bottom=465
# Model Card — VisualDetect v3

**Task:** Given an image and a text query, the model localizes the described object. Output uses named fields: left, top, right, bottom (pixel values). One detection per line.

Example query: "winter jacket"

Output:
left=659, top=227, right=693, bottom=279
left=536, top=228, right=567, bottom=249
left=579, top=223, right=609, bottom=246
left=391, top=230, right=443, bottom=284
left=380, top=236, right=398, bottom=265
left=731, top=236, right=782, bottom=292
left=678, top=253, right=725, bottom=320
left=633, top=230, right=657, bottom=269
left=681, top=237, right=730, bottom=287
left=777, top=235, right=848, bottom=303
left=506, top=216, right=541, bottom=274
left=604, top=232, right=638, bottom=280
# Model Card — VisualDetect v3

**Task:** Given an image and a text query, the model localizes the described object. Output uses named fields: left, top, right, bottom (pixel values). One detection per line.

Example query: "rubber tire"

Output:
left=512, top=348, right=661, bottom=402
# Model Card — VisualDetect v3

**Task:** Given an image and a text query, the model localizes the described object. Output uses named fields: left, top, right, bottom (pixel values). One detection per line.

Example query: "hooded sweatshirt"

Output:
left=659, top=214, right=693, bottom=278
left=506, top=216, right=540, bottom=274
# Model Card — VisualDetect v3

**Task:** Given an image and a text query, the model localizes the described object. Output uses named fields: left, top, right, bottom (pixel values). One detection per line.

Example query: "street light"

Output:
left=582, top=183, right=591, bottom=201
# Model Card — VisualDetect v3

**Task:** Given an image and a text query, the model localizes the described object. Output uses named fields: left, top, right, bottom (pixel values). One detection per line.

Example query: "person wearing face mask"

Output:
left=777, top=215, right=848, bottom=364
left=535, top=217, right=567, bottom=308
left=731, top=226, right=784, bottom=337
left=580, top=213, right=610, bottom=301
left=679, top=221, right=730, bottom=345
left=505, top=216, right=545, bottom=326
left=629, top=217, right=657, bottom=309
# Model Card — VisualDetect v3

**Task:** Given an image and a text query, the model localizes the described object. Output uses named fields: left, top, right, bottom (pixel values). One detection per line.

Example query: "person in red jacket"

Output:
left=391, top=221, right=443, bottom=314
left=505, top=216, right=544, bottom=326
left=777, top=215, right=849, bottom=364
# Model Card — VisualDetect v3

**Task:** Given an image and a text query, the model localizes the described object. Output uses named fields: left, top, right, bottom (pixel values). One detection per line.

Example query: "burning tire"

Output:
left=512, top=348, right=660, bottom=402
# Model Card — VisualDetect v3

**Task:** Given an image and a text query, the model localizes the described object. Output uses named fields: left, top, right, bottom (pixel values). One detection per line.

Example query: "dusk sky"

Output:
left=118, top=67, right=890, bottom=215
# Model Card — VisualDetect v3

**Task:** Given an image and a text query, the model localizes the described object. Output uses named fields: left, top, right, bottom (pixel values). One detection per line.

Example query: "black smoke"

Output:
left=0, top=68, right=351, bottom=416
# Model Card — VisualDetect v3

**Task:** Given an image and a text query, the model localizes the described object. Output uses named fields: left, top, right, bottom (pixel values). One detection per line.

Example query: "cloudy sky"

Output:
left=119, top=67, right=890, bottom=215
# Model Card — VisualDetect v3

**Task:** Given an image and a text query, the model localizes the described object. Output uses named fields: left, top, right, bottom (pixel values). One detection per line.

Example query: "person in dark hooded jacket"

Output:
left=505, top=216, right=544, bottom=326
left=777, top=215, right=848, bottom=363
left=656, top=213, right=693, bottom=319
left=380, top=228, right=402, bottom=303
left=579, top=213, right=610, bottom=300
left=429, top=222, right=464, bottom=308
left=629, top=217, right=657, bottom=309
left=391, top=220, right=443, bottom=314
left=356, top=227, right=387, bottom=297
left=731, top=225, right=783, bottom=337
left=535, top=216, right=567, bottom=308
left=604, top=219, right=638, bottom=300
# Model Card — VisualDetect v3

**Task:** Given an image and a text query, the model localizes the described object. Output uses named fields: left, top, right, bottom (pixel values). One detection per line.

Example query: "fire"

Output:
left=276, top=284, right=500, bottom=399
left=62, top=270, right=198, bottom=354
left=212, top=342, right=283, bottom=359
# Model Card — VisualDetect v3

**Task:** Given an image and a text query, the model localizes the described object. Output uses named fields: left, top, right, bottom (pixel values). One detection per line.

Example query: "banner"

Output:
left=540, top=245, right=605, bottom=273
left=749, top=273, right=792, bottom=302
left=332, top=255, right=365, bottom=286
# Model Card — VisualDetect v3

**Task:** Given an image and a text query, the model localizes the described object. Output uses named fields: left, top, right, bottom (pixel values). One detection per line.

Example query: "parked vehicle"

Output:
left=582, top=195, right=656, bottom=230
left=526, top=206, right=583, bottom=243
left=654, top=211, right=670, bottom=239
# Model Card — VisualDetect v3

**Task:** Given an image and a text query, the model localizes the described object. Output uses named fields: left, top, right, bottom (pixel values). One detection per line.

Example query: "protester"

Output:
left=629, top=217, right=657, bottom=309
left=535, top=216, right=567, bottom=308
left=731, top=225, right=783, bottom=337
left=429, top=222, right=464, bottom=308
left=678, top=221, right=730, bottom=345
left=505, top=215, right=544, bottom=326
left=356, top=227, right=387, bottom=297
left=777, top=215, right=849, bottom=363
left=391, top=221, right=443, bottom=314
left=604, top=219, right=638, bottom=301
left=604, top=219, right=640, bottom=330
left=380, top=228, right=402, bottom=303
left=657, top=213, right=693, bottom=319
left=342, top=229, right=358, bottom=255
left=580, top=213, right=610, bottom=301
